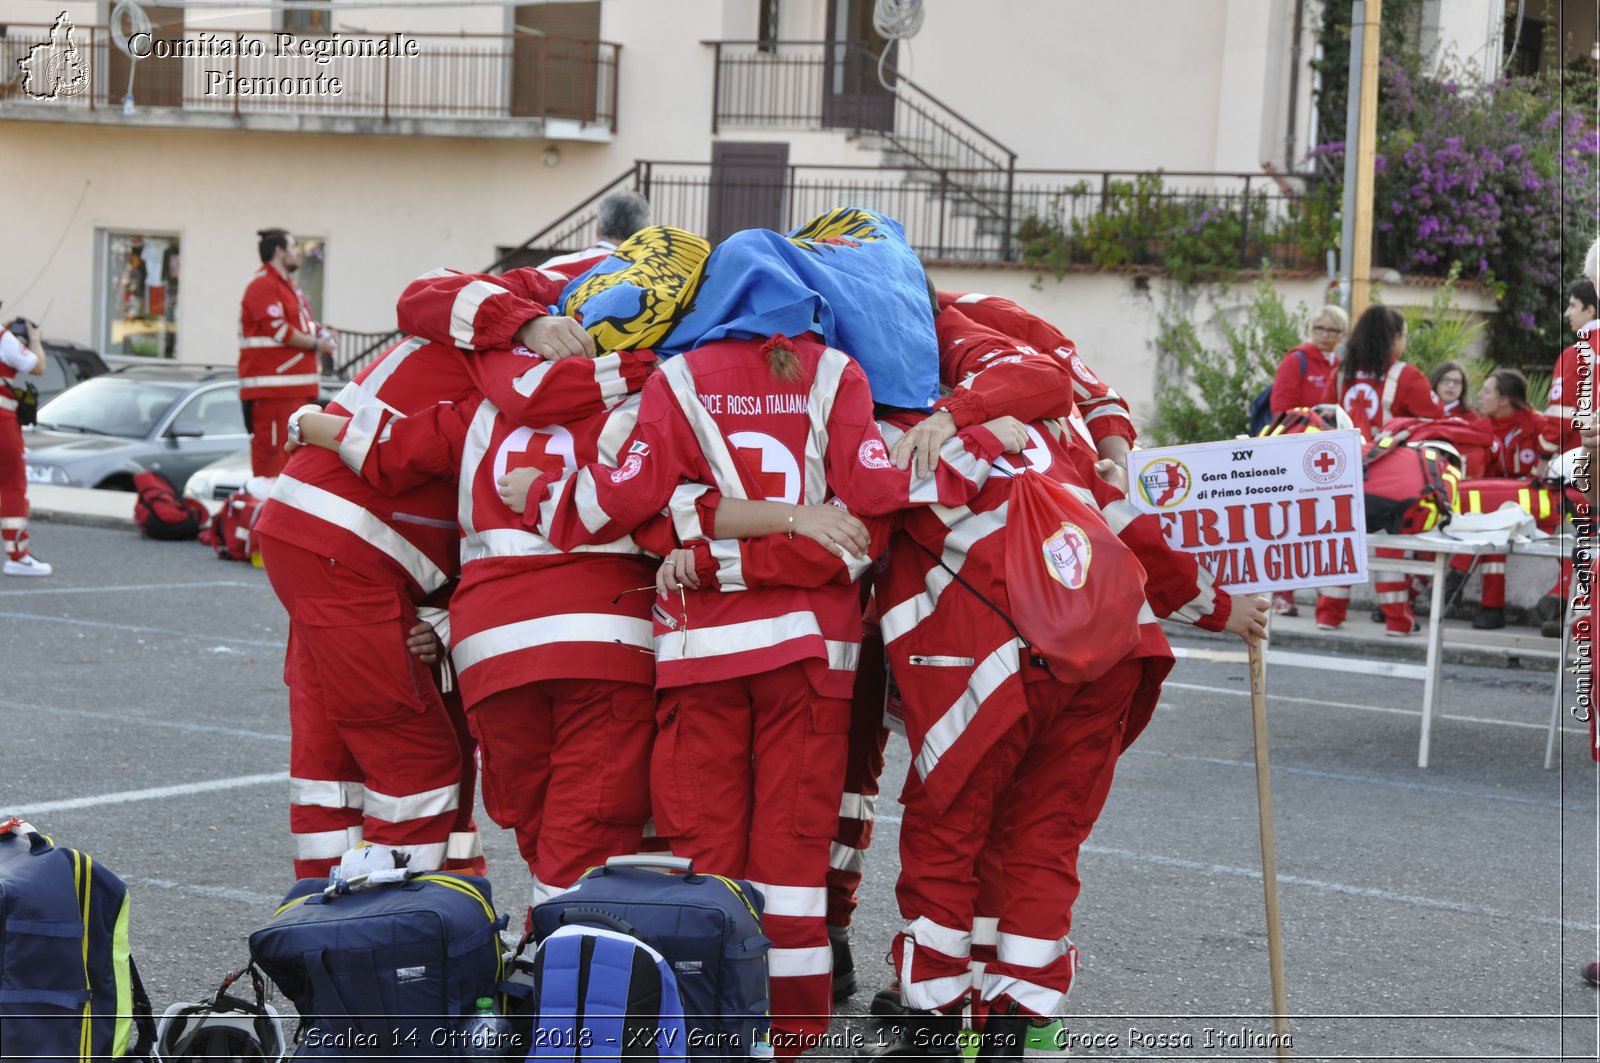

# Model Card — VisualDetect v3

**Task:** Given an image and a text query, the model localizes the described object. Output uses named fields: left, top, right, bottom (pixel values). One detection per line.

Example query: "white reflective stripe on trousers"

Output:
left=289, top=777, right=364, bottom=810
left=294, top=826, right=363, bottom=861
left=747, top=882, right=826, bottom=919
left=362, top=781, right=460, bottom=824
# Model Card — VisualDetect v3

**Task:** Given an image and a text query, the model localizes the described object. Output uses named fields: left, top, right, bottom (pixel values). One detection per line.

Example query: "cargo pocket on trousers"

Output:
left=595, top=686, right=656, bottom=825
left=649, top=696, right=701, bottom=839
left=296, top=591, right=429, bottom=727
left=792, top=697, right=852, bottom=838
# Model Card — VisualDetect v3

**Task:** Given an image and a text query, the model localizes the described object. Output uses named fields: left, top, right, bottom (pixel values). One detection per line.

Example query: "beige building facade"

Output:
left=0, top=0, right=1530, bottom=412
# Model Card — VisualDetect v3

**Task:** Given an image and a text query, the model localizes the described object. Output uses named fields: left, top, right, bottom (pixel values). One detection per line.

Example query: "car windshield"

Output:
left=35, top=377, right=190, bottom=438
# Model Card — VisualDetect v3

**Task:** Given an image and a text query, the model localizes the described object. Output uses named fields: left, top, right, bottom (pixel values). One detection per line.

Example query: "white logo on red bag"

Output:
left=1042, top=521, right=1092, bottom=590
left=859, top=439, right=893, bottom=470
left=611, top=454, right=644, bottom=483
left=1303, top=441, right=1346, bottom=484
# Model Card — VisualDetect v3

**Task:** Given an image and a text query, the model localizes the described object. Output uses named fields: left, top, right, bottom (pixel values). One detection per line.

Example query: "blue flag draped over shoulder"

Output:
left=656, top=209, right=941, bottom=411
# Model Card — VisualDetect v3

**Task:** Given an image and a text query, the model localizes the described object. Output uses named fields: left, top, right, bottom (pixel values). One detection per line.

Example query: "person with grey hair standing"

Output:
left=538, top=190, right=652, bottom=280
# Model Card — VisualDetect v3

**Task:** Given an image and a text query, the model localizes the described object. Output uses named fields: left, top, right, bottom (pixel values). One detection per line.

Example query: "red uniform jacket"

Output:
left=1325, top=361, right=1443, bottom=439
left=870, top=417, right=1229, bottom=813
left=257, top=268, right=620, bottom=601
left=935, top=290, right=1136, bottom=447
left=1483, top=406, right=1558, bottom=478
left=334, top=390, right=679, bottom=704
left=1438, top=399, right=1478, bottom=420
left=536, top=243, right=617, bottom=281
left=534, top=336, right=1007, bottom=697
left=1548, top=322, right=1598, bottom=421
left=238, top=266, right=320, bottom=403
left=1270, top=343, right=1337, bottom=414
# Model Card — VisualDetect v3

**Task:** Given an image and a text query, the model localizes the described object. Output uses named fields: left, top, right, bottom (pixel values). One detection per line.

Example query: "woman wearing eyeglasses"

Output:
left=1261, top=305, right=1350, bottom=616
left=1271, top=305, right=1349, bottom=417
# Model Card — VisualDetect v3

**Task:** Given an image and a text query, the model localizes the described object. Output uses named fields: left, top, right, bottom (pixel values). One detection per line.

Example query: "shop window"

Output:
left=99, top=231, right=180, bottom=359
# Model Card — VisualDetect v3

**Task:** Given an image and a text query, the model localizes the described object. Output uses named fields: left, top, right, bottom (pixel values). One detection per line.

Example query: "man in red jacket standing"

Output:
left=239, top=229, right=334, bottom=477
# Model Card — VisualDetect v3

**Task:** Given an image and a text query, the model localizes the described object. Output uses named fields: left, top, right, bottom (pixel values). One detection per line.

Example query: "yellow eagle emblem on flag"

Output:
left=562, top=226, right=710, bottom=353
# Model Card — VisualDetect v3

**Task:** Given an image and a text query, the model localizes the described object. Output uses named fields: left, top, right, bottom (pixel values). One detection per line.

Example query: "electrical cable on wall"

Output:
left=6, top=180, right=91, bottom=312
left=872, top=0, right=922, bottom=90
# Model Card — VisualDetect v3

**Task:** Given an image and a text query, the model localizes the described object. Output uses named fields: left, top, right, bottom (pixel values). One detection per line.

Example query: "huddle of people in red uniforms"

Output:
left=1266, top=290, right=1575, bottom=636
left=250, top=202, right=1269, bottom=1061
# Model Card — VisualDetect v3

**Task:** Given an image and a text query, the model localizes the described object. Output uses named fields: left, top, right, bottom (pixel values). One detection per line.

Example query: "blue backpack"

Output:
left=0, top=819, right=156, bottom=1062
left=1249, top=349, right=1307, bottom=436
left=527, top=856, right=770, bottom=1061
left=248, top=871, right=507, bottom=1058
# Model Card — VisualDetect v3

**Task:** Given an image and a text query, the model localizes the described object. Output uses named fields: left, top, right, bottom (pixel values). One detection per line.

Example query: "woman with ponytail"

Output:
left=1325, top=304, right=1444, bottom=438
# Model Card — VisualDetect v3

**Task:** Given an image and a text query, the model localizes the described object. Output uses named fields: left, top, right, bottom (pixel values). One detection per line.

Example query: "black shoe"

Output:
left=977, top=1014, right=1028, bottom=1061
left=869, top=983, right=908, bottom=1017
left=830, top=925, right=858, bottom=1003
left=1543, top=617, right=1564, bottom=638
left=859, top=1008, right=962, bottom=1061
left=1472, top=607, right=1506, bottom=631
left=1537, top=595, right=1565, bottom=624
left=1370, top=606, right=1385, bottom=623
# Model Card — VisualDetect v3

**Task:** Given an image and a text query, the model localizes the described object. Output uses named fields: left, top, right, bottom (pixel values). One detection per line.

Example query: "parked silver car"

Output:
left=23, top=365, right=250, bottom=491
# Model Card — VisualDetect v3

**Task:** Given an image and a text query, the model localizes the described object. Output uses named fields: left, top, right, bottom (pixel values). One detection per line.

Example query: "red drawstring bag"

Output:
left=1004, top=470, right=1148, bottom=684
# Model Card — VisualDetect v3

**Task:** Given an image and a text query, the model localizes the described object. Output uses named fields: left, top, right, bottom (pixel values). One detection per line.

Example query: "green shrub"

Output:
left=1148, top=274, right=1312, bottom=445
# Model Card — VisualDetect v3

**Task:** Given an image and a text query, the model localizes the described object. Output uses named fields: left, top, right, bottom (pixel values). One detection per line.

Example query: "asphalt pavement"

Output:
left=3, top=521, right=1597, bottom=1061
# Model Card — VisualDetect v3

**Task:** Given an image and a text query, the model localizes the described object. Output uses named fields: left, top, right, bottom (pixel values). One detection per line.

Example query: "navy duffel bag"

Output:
left=249, top=871, right=507, bottom=1058
left=530, top=856, right=771, bottom=1060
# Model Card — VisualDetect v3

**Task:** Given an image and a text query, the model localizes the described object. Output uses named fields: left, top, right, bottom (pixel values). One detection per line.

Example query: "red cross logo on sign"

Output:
left=1303, top=441, right=1346, bottom=484
left=728, top=431, right=801, bottom=503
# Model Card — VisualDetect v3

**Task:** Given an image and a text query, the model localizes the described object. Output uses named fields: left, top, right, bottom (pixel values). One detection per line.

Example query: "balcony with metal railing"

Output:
left=0, top=23, right=620, bottom=138
left=500, top=161, right=1332, bottom=275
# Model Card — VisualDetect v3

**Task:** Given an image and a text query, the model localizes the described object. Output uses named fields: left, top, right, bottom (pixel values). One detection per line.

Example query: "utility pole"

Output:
left=1342, top=0, right=1383, bottom=319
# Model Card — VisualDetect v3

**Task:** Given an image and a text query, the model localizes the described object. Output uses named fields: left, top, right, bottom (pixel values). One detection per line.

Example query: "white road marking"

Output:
left=0, top=580, right=262, bottom=597
left=1163, top=680, right=1582, bottom=734
left=0, top=610, right=282, bottom=649
left=1079, top=843, right=1600, bottom=933
left=870, top=815, right=1592, bottom=930
left=0, top=698, right=288, bottom=742
left=12, top=772, right=288, bottom=816
left=126, top=878, right=284, bottom=908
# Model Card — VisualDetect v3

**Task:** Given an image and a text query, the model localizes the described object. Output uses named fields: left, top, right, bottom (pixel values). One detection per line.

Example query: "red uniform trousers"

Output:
left=1315, top=548, right=1413, bottom=633
left=0, top=412, right=30, bottom=560
left=891, top=659, right=1143, bottom=1019
left=651, top=662, right=850, bottom=1059
left=826, top=630, right=890, bottom=930
left=469, top=678, right=654, bottom=911
left=246, top=395, right=304, bottom=479
left=260, top=535, right=483, bottom=879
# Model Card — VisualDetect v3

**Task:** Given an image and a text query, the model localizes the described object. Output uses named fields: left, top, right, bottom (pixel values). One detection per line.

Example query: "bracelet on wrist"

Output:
left=786, top=506, right=797, bottom=540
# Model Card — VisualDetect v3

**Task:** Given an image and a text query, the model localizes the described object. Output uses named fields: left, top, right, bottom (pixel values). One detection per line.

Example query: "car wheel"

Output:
left=97, top=475, right=136, bottom=492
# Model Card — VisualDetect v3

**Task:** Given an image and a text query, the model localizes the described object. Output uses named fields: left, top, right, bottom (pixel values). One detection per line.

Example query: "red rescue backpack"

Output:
left=1003, top=470, right=1147, bottom=683
left=1379, top=416, right=1497, bottom=478
left=1362, top=434, right=1461, bottom=535
left=206, top=489, right=265, bottom=561
left=133, top=470, right=211, bottom=541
